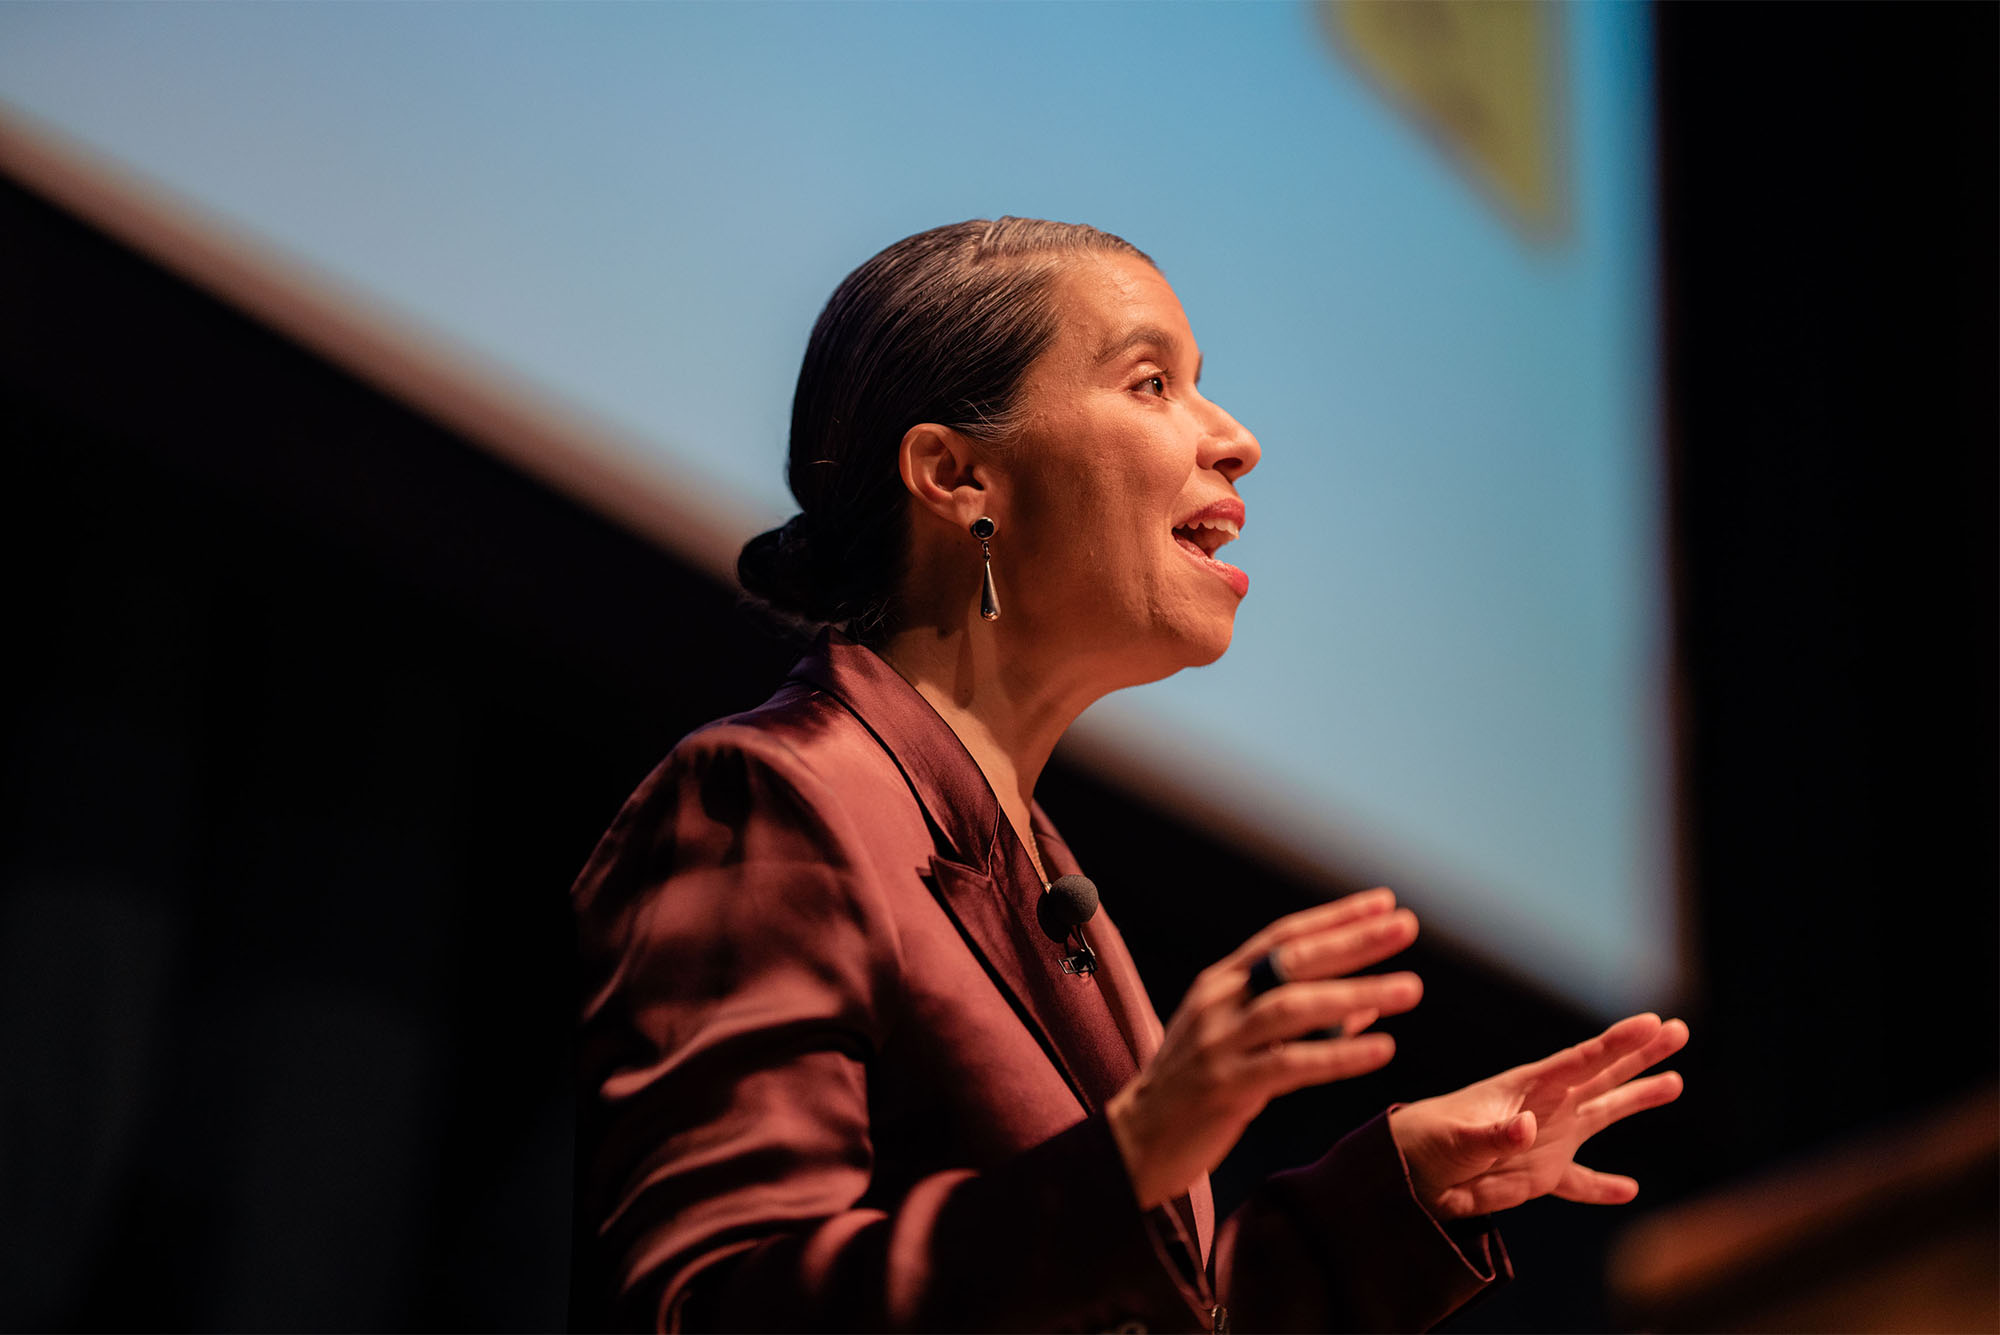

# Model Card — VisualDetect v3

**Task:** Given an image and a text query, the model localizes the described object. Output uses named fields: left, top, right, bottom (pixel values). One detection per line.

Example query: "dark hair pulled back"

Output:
left=738, top=217, right=1151, bottom=642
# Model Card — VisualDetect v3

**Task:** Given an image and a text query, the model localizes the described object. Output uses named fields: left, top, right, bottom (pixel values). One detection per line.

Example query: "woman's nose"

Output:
left=1201, top=400, right=1262, bottom=482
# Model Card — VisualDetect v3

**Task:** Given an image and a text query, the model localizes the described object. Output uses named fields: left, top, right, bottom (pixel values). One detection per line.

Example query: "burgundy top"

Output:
left=573, top=633, right=1507, bottom=1332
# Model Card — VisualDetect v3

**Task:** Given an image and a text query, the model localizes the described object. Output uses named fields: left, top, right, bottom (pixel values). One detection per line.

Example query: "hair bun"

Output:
left=737, top=512, right=832, bottom=624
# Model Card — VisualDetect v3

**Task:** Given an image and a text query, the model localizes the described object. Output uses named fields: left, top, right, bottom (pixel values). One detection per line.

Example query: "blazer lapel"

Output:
left=923, top=851, right=1110, bottom=1114
left=1033, top=808, right=1158, bottom=1074
left=792, top=635, right=1138, bottom=1116
left=1037, top=801, right=1215, bottom=1268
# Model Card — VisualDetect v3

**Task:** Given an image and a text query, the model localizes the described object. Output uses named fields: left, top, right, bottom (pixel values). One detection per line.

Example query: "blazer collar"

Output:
left=789, top=631, right=1011, bottom=874
left=788, top=632, right=1138, bottom=1116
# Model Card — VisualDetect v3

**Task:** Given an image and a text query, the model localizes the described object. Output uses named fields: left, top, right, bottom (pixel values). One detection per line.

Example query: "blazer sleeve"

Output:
left=1209, top=1110, right=1512, bottom=1333
left=573, top=729, right=1206, bottom=1334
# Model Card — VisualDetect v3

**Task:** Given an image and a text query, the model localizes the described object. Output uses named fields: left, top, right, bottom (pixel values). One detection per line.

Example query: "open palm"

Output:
left=1388, top=1013, right=1688, bottom=1220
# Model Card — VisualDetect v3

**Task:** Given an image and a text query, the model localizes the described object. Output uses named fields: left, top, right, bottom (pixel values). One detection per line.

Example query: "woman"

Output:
left=572, top=219, right=1686, bottom=1333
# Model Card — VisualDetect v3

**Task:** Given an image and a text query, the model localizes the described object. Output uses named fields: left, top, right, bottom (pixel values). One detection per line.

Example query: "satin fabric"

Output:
left=573, top=633, right=1506, bottom=1332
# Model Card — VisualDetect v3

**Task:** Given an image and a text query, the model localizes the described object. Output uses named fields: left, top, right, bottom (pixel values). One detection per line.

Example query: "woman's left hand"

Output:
left=1387, top=1013, right=1688, bottom=1220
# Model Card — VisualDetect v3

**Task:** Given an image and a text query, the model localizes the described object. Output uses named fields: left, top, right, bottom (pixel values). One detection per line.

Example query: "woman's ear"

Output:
left=898, top=424, right=995, bottom=529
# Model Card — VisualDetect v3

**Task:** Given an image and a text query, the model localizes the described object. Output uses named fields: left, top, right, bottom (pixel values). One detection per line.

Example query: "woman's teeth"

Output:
left=1172, top=517, right=1240, bottom=557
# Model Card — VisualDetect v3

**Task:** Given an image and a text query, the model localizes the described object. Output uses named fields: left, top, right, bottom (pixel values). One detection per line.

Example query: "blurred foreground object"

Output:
left=1607, top=1086, right=1999, bottom=1333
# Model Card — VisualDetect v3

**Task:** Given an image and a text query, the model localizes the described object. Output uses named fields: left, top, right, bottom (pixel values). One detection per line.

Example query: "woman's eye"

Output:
left=1137, top=374, right=1167, bottom=397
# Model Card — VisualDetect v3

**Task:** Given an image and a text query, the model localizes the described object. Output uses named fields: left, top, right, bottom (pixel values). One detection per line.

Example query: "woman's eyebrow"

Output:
left=1095, top=325, right=1178, bottom=364
left=1095, top=325, right=1204, bottom=381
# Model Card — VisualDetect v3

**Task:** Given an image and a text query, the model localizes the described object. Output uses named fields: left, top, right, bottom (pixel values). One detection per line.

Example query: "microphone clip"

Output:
left=1058, top=935, right=1098, bottom=975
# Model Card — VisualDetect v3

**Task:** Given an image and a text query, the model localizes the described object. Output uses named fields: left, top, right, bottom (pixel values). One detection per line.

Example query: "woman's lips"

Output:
left=1172, top=530, right=1249, bottom=598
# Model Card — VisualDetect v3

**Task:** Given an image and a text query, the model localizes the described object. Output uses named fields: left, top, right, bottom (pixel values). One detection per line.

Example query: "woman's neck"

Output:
left=875, top=623, right=1100, bottom=881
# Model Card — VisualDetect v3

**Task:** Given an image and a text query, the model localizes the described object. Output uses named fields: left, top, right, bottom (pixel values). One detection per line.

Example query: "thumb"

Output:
left=1448, top=1110, right=1535, bottom=1169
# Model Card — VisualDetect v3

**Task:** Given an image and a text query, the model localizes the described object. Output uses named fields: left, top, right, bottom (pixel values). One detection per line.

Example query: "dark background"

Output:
left=1, top=4, right=1992, bottom=1330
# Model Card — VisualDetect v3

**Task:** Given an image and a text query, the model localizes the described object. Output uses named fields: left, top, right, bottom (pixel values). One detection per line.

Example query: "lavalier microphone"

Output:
left=1038, top=874, right=1099, bottom=975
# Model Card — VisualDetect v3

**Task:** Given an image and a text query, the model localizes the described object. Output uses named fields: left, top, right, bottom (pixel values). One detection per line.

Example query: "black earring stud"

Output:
left=970, top=516, right=999, bottom=621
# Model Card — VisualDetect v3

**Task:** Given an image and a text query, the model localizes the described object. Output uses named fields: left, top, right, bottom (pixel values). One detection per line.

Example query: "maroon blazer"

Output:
left=573, top=634, right=1507, bottom=1332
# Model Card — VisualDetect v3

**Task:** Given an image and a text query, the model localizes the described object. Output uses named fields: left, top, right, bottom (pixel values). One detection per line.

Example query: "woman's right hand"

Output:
left=1105, top=887, right=1422, bottom=1210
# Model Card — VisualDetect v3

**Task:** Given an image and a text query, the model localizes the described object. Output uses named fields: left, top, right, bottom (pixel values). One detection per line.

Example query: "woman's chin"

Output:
left=1186, top=620, right=1236, bottom=667
left=1101, top=619, right=1234, bottom=690
left=1167, top=603, right=1239, bottom=669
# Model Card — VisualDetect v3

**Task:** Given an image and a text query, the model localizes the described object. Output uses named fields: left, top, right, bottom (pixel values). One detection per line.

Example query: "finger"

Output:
left=1580, top=1070, right=1684, bottom=1130
left=1571, top=1018, right=1689, bottom=1103
left=1237, top=973, right=1421, bottom=1048
left=1569, top=1018, right=1687, bottom=1103
left=1243, top=1030, right=1398, bottom=1096
left=1271, top=907, right=1420, bottom=984
left=1553, top=1163, right=1640, bottom=1205
left=1523, top=1013, right=1664, bottom=1090
left=1226, top=888, right=1397, bottom=970
left=1340, top=1007, right=1380, bottom=1037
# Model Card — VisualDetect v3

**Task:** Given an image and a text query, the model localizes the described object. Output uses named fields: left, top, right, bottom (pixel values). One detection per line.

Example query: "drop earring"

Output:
left=970, top=516, right=1000, bottom=621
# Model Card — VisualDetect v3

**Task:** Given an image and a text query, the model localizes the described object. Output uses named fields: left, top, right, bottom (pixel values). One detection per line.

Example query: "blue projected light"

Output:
left=0, top=2, right=1671, bottom=1010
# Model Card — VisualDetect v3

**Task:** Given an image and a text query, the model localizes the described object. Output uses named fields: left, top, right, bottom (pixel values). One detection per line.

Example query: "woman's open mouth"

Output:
left=1170, top=508, right=1249, bottom=599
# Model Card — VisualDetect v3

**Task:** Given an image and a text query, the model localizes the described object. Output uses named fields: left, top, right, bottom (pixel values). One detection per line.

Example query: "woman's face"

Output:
left=994, top=252, right=1262, bottom=680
